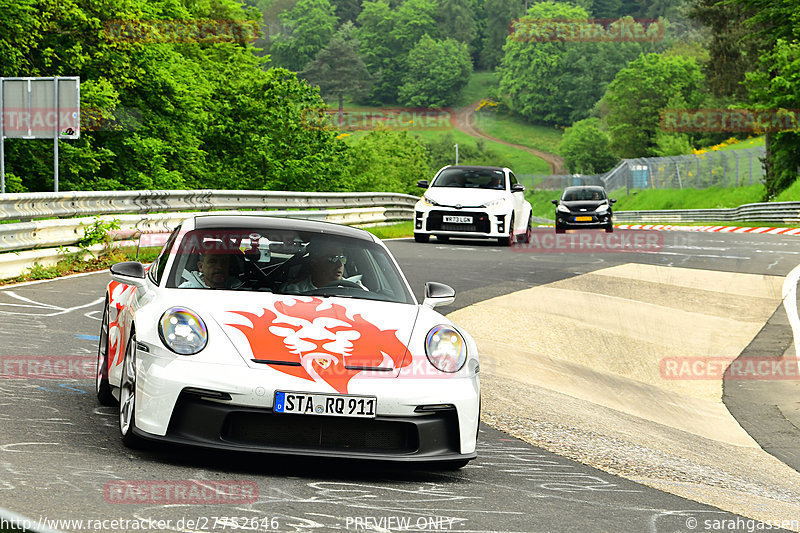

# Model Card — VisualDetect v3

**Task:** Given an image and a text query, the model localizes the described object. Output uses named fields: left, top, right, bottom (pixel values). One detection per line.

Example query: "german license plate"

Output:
left=274, top=391, right=377, bottom=418
left=443, top=215, right=473, bottom=224
left=575, top=216, right=592, bottom=222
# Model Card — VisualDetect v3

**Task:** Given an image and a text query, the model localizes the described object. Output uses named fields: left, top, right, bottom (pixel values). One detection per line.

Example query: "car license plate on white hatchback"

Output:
left=443, top=215, right=473, bottom=224
left=274, top=391, right=377, bottom=418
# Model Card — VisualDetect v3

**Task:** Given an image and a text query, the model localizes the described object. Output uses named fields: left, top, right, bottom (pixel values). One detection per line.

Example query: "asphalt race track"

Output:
left=1, top=228, right=799, bottom=533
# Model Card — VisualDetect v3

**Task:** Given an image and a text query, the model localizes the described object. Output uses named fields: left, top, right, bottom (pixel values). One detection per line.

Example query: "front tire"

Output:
left=605, top=222, right=614, bottom=233
left=414, top=233, right=430, bottom=243
left=523, top=216, right=532, bottom=244
left=119, top=330, right=144, bottom=448
left=498, top=216, right=514, bottom=246
left=96, top=299, right=116, bottom=406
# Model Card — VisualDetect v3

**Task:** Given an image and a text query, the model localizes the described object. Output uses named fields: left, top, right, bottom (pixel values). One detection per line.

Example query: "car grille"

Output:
left=165, top=391, right=462, bottom=457
left=426, top=210, right=490, bottom=233
left=223, top=412, right=418, bottom=453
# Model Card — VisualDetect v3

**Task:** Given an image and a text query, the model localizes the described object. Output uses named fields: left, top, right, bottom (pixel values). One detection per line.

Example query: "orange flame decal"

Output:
left=227, top=298, right=411, bottom=393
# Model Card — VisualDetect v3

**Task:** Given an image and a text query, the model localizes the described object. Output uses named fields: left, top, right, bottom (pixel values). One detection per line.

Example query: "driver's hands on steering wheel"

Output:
left=323, top=277, right=368, bottom=290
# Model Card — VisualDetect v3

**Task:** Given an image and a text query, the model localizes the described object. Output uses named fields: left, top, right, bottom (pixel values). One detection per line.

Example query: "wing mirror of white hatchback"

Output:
left=422, top=281, right=456, bottom=309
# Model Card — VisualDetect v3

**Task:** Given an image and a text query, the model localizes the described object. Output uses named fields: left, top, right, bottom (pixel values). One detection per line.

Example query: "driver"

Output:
left=282, top=242, right=366, bottom=293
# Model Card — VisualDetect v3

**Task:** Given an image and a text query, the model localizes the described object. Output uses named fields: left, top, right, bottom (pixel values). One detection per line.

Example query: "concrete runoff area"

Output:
left=448, top=263, right=800, bottom=528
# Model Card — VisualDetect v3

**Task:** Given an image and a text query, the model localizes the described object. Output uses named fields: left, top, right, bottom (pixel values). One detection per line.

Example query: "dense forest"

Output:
left=1, top=0, right=798, bottom=198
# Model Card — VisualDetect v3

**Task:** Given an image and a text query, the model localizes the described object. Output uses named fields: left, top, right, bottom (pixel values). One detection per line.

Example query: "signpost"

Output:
left=0, top=77, right=80, bottom=193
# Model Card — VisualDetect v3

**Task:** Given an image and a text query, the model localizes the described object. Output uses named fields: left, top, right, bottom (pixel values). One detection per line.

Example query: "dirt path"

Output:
left=453, top=100, right=566, bottom=174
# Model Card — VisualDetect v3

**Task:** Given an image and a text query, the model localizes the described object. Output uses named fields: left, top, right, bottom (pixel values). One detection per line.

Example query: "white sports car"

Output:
left=414, top=165, right=533, bottom=245
left=96, top=215, right=480, bottom=467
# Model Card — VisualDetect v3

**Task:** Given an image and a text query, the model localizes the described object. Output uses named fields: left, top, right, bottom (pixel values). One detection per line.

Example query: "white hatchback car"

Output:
left=414, top=165, right=533, bottom=245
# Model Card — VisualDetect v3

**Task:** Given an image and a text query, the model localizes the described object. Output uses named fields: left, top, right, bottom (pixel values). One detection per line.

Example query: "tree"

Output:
left=398, top=35, right=473, bottom=107
left=731, top=0, right=800, bottom=199
left=558, top=118, right=618, bottom=173
left=330, top=0, right=362, bottom=23
left=498, top=4, right=651, bottom=125
left=269, top=0, right=338, bottom=72
left=435, top=0, right=477, bottom=48
left=478, top=0, right=521, bottom=70
left=745, top=39, right=800, bottom=198
left=688, top=0, right=756, bottom=100
left=348, top=130, right=431, bottom=194
left=301, top=22, right=372, bottom=125
left=356, top=0, right=440, bottom=103
left=0, top=0, right=353, bottom=193
left=602, top=53, right=705, bottom=158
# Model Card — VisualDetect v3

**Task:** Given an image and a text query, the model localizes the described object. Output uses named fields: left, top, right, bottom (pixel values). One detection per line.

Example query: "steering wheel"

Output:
left=322, top=279, right=365, bottom=290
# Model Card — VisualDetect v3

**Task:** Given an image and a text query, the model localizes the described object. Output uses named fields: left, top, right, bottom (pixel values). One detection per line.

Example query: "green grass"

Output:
left=412, top=129, right=551, bottom=174
left=474, top=111, right=564, bottom=155
left=611, top=185, right=766, bottom=211
left=453, top=71, right=500, bottom=108
left=775, top=179, right=800, bottom=202
left=361, top=221, right=413, bottom=239
left=524, top=189, right=561, bottom=219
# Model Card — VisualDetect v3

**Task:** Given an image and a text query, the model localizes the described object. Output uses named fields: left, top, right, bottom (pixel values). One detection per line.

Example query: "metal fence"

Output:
left=521, top=146, right=767, bottom=192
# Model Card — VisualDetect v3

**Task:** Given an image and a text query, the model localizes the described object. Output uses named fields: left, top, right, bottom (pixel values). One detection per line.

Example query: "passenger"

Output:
left=180, top=251, right=243, bottom=289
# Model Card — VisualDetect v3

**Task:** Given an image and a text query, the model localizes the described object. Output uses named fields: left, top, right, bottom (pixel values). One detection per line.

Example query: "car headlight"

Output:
left=158, top=307, right=208, bottom=355
left=482, top=197, right=507, bottom=208
left=425, top=325, right=467, bottom=373
left=596, top=204, right=609, bottom=214
left=421, top=195, right=440, bottom=206
left=556, top=204, right=570, bottom=213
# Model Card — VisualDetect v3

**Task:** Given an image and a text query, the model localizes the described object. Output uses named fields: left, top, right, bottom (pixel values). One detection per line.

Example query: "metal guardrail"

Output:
left=615, top=201, right=800, bottom=224
left=0, top=189, right=420, bottom=222
left=0, top=207, right=412, bottom=253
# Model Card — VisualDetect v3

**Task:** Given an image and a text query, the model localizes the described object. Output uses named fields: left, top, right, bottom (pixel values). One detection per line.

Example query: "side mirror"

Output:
left=422, top=281, right=455, bottom=309
left=511, top=183, right=525, bottom=192
left=417, top=180, right=429, bottom=189
left=610, top=198, right=617, bottom=204
left=551, top=199, right=558, bottom=205
left=110, top=261, right=148, bottom=289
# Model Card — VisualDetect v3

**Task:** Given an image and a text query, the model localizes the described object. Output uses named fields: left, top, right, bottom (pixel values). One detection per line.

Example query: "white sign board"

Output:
left=1, top=77, right=80, bottom=139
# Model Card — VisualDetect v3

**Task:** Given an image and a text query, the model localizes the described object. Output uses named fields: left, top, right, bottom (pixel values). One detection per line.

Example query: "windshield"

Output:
left=562, top=188, right=607, bottom=201
left=431, top=168, right=506, bottom=189
left=165, top=228, right=414, bottom=304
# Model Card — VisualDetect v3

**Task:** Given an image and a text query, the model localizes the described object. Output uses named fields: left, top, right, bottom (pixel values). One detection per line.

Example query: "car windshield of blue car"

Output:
left=165, top=228, right=415, bottom=304
left=432, top=168, right=506, bottom=189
